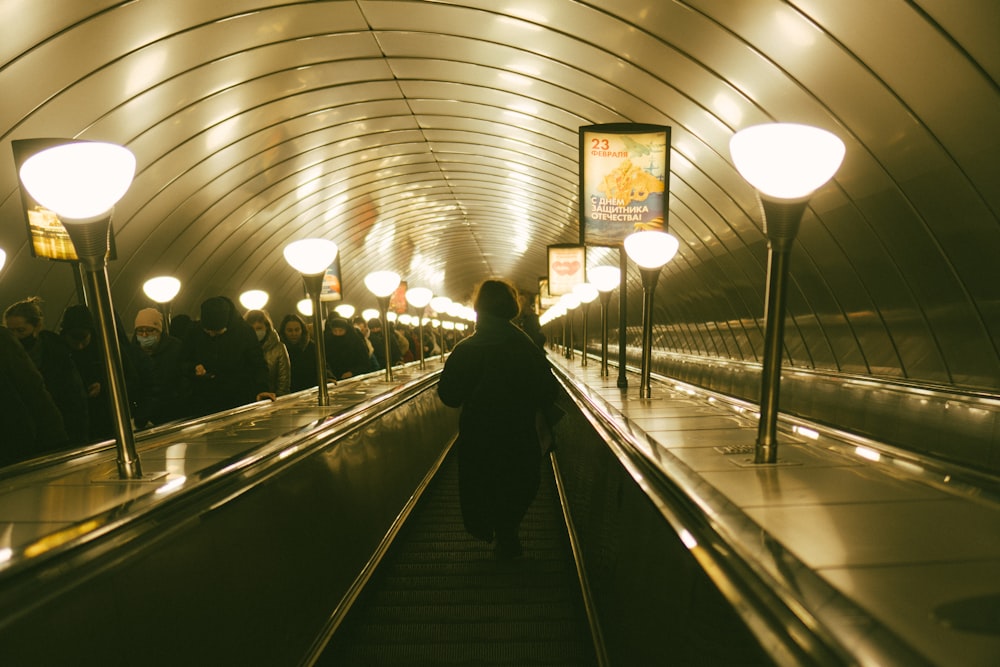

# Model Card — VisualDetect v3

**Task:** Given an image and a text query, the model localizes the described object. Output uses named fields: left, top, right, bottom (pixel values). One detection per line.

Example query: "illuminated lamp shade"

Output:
left=729, top=123, right=846, bottom=200
left=19, top=141, right=136, bottom=220
left=429, top=296, right=452, bottom=313
left=589, top=266, right=620, bottom=292
left=0, top=248, right=7, bottom=272
left=572, top=282, right=599, bottom=304
left=143, top=276, right=181, bottom=304
left=364, top=270, right=401, bottom=298
left=624, top=231, right=680, bottom=269
left=361, top=308, right=380, bottom=322
left=406, top=287, right=433, bottom=308
left=334, top=304, right=355, bottom=319
left=560, top=293, right=581, bottom=310
left=239, top=289, right=269, bottom=310
left=283, top=239, right=339, bottom=275
left=296, top=298, right=313, bottom=317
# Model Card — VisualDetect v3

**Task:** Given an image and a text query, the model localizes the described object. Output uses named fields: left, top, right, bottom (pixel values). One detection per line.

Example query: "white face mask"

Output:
left=137, top=333, right=159, bottom=350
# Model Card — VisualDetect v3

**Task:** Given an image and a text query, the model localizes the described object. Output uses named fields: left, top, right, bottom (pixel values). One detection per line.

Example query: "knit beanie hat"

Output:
left=134, top=308, right=163, bottom=332
left=59, top=304, right=94, bottom=334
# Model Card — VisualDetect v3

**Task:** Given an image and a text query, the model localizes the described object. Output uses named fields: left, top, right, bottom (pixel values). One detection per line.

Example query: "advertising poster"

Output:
left=579, top=124, right=670, bottom=246
left=11, top=138, right=118, bottom=262
left=390, top=280, right=408, bottom=314
left=547, top=244, right=586, bottom=296
left=319, top=255, right=343, bottom=302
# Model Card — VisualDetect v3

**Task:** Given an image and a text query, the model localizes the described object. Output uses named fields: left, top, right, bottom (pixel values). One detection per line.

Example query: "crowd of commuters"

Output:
left=3, top=280, right=554, bottom=563
left=0, top=291, right=470, bottom=466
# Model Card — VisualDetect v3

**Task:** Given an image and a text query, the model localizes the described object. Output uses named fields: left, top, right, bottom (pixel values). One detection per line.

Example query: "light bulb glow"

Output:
left=572, top=282, right=599, bottom=304
left=296, top=298, right=313, bottom=317
left=19, top=141, right=136, bottom=220
left=283, top=239, right=338, bottom=275
left=730, top=123, right=845, bottom=199
left=334, top=304, right=355, bottom=319
left=406, top=286, right=433, bottom=308
left=624, top=231, right=680, bottom=269
left=560, top=293, right=581, bottom=310
left=589, top=265, right=620, bottom=292
left=361, top=308, right=380, bottom=322
left=239, top=289, right=269, bottom=310
left=143, top=276, right=181, bottom=303
left=429, top=296, right=452, bottom=313
left=364, top=270, right=401, bottom=297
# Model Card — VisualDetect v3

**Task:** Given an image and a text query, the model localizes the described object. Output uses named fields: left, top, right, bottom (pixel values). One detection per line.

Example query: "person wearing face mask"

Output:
left=3, top=297, right=90, bottom=445
left=244, top=309, right=290, bottom=396
left=130, top=307, right=187, bottom=427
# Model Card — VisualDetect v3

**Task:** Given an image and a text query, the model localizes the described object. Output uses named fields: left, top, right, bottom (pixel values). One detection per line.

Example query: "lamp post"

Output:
left=589, top=266, right=620, bottom=377
left=560, top=293, right=581, bottom=359
left=283, top=238, right=339, bottom=406
left=430, top=296, right=452, bottom=359
left=624, top=230, right=680, bottom=399
left=406, top=287, right=433, bottom=370
left=573, top=283, right=599, bottom=366
left=18, top=140, right=149, bottom=480
left=730, top=122, right=845, bottom=464
left=143, top=275, right=181, bottom=336
left=365, top=270, right=401, bottom=381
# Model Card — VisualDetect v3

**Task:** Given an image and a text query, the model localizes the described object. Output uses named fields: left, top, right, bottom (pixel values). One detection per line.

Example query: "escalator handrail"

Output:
left=0, top=370, right=442, bottom=589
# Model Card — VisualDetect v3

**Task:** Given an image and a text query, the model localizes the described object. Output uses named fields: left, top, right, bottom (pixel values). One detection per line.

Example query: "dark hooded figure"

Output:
left=324, top=316, right=372, bottom=380
left=3, top=297, right=89, bottom=445
left=437, top=279, right=558, bottom=559
left=181, top=296, right=274, bottom=416
left=0, top=326, right=69, bottom=465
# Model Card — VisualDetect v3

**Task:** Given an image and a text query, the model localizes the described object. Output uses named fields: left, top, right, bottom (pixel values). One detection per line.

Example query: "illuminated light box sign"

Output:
left=547, top=244, right=585, bottom=296
left=579, top=123, right=671, bottom=247
left=11, top=138, right=119, bottom=262
left=390, top=280, right=408, bottom=314
left=319, top=255, right=343, bottom=302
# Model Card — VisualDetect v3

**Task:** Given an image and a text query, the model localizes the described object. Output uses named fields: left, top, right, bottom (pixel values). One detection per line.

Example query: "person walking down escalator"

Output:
left=182, top=296, right=275, bottom=417
left=324, top=317, right=371, bottom=380
left=244, top=309, right=290, bottom=397
left=3, top=297, right=89, bottom=445
left=437, top=279, right=559, bottom=560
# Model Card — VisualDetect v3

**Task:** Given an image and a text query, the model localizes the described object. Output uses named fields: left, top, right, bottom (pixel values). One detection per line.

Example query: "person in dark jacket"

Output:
left=4, top=297, right=90, bottom=445
left=367, top=317, right=401, bottom=369
left=279, top=313, right=323, bottom=392
left=59, top=304, right=114, bottom=441
left=324, top=316, right=372, bottom=380
left=130, top=307, right=187, bottom=427
left=181, top=296, right=275, bottom=417
left=0, top=326, right=69, bottom=465
left=437, top=279, right=559, bottom=559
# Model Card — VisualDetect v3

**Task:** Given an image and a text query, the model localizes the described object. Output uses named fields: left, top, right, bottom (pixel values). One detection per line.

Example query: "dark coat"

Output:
left=131, top=333, right=188, bottom=426
left=324, top=327, right=371, bottom=379
left=0, top=327, right=69, bottom=465
left=437, top=314, right=558, bottom=540
left=22, top=330, right=89, bottom=445
left=181, top=321, right=270, bottom=417
left=286, top=339, right=320, bottom=392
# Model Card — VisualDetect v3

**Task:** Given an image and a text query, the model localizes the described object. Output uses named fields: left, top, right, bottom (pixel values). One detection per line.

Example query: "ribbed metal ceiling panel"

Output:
left=0, top=0, right=997, bottom=390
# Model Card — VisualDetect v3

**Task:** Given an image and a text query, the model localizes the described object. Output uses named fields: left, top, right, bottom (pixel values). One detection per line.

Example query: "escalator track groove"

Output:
left=317, top=450, right=598, bottom=666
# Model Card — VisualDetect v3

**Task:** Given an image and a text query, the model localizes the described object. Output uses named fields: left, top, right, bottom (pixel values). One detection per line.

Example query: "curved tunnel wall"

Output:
left=0, top=2, right=997, bottom=466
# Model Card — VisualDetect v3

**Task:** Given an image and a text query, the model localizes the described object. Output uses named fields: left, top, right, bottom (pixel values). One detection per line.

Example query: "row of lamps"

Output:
left=14, top=121, right=841, bottom=479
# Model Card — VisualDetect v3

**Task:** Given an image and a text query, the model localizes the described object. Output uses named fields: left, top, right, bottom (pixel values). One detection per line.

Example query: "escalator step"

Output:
left=317, top=452, right=597, bottom=666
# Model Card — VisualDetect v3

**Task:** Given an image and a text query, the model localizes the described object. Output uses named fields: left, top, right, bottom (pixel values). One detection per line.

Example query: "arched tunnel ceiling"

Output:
left=0, top=1, right=998, bottom=389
